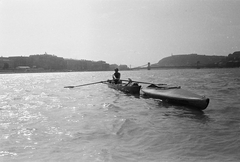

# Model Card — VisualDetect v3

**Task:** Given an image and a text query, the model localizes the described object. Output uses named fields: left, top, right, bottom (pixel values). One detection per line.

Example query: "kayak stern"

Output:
left=106, top=82, right=141, bottom=94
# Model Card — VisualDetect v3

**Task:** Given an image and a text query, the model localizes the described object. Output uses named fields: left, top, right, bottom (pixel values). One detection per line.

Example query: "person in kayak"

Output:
left=112, top=68, right=121, bottom=84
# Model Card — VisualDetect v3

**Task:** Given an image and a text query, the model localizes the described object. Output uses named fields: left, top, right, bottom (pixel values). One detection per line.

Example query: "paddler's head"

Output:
left=114, top=68, right=119, bottom=72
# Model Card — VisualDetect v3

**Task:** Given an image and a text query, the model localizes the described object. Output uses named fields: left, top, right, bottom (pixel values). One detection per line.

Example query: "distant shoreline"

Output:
left=1, top=66, right=239, bottom=74
left=0, top=69, right=71, bottom=74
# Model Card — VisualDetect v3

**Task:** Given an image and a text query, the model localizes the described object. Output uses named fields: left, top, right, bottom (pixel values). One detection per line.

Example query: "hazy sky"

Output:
left=1, top=0, right=240, bottom=67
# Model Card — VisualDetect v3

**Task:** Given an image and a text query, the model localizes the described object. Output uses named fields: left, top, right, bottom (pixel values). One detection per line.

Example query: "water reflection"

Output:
left=162, top=108, right=210, bottom=124
left=144, top=99, right=212, bottom=124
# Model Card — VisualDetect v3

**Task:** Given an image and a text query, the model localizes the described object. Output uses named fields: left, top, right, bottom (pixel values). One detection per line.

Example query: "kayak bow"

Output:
left=142, top=84, right=209, bottom=110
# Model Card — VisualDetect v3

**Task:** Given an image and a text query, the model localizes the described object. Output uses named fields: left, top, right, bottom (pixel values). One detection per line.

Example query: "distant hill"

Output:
left=151, top=54, right=226, bottom=68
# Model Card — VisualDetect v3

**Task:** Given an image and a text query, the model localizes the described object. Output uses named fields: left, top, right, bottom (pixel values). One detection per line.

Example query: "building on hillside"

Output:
left=0, top=57, right=14, bottom=69
left=8, top=56, right=30, bottom=68
left=16, top=66, right=30, bottom=69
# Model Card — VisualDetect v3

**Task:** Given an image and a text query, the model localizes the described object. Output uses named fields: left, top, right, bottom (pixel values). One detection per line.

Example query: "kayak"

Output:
left=141, top=84, right=210, bottom=110
left=105, top=80, right=141, bottom=94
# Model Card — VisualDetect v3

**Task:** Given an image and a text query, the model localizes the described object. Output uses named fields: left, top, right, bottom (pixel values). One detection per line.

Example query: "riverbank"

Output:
left=0, top=69, right=73, bottom=74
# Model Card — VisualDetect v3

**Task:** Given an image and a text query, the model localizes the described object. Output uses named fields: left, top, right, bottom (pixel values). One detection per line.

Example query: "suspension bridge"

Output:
left=130, top=62, right=203, bottom=70
left=130, top=62, right=151, bottom=70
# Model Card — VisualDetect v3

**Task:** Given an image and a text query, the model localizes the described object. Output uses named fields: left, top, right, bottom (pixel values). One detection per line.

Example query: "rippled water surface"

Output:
left=1, top=68, right=240, bottom=162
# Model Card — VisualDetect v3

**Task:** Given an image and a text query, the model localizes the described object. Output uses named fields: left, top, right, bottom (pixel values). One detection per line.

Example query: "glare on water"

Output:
left=1, top=69, right=240, bottom=162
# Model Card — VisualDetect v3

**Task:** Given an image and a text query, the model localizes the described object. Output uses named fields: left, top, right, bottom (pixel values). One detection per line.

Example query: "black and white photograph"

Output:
left=1, top=0, right=240, bottom=161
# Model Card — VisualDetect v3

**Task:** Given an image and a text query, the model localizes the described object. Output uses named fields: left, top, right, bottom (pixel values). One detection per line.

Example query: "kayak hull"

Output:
left=142, top=86, right=209, bottom=110
left=106, top=82, right=141, bottom=94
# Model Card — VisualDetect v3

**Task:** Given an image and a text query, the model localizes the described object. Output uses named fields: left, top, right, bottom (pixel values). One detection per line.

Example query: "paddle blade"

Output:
left=64, top=86, right=74, bottom=88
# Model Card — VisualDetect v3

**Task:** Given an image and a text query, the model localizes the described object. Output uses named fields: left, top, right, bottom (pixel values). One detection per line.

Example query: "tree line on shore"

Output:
left=152, top=51, right=240, bottom=68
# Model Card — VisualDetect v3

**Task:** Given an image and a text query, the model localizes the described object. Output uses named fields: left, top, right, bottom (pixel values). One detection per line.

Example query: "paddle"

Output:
left=121, top=79, right=166, bottom=85
left=64, top=80, right=107, bottom=88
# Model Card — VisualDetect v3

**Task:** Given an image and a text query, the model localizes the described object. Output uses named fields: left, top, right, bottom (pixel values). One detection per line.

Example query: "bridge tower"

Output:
left=147, top=62, right=151, bottom=70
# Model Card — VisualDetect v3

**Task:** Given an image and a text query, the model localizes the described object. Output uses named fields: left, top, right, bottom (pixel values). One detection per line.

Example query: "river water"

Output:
left=1, top=68, right=240, bottom=162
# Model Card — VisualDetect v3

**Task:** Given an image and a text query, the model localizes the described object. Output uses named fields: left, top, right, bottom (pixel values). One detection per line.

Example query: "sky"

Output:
left=1, top=0, right=240, bottom=67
